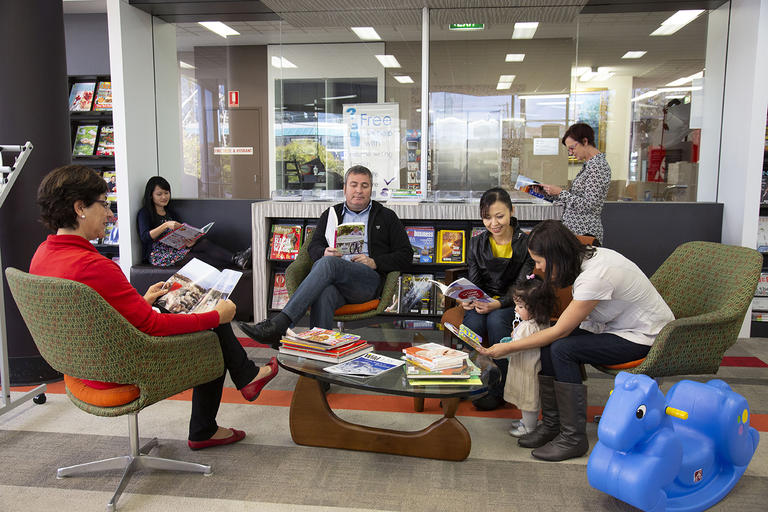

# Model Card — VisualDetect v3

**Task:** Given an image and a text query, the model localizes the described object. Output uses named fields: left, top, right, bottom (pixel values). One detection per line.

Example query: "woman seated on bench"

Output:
left=137, top=176, right=250, bottom=269
left=31, top=165, right=277, bottom=450
left=477, top=220, right=674, bottom=462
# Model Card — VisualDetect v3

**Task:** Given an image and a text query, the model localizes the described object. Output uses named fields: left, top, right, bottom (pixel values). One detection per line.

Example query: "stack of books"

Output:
left=402, top=342, right=482, bottom=386
left=279, top=328, right=373, bottom=363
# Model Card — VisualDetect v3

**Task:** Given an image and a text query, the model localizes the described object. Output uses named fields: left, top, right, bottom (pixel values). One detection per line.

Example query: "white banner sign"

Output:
left=343, top=103, right=400, bottom=197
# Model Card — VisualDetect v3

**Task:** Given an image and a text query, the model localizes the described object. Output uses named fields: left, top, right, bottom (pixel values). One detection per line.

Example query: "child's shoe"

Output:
left=508, top=423, right=534, bottom=437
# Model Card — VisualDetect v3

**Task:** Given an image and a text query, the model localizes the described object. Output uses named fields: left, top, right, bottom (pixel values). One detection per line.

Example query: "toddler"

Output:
left=502, top=275, right=556, bottom=437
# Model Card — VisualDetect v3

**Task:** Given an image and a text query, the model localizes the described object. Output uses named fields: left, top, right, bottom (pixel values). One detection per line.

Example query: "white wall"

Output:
left=107, top=0, right=159, bottom=274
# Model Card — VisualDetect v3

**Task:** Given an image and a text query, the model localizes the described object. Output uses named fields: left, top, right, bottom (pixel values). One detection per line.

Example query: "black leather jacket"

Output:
left=467, top=218, right=534, bottom=309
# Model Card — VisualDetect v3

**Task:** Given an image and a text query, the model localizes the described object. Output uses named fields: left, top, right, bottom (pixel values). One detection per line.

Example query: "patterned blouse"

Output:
left=550, top=152, right=611, bottom=243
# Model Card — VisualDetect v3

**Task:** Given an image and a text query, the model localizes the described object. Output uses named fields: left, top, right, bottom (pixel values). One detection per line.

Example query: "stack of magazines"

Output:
left=279, top=328, right=373, bottom=363
left=402, top=342, right=482, bottom=386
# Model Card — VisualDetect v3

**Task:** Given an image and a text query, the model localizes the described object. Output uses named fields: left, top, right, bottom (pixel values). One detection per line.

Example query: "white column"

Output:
left=107, top=0, right=160, bottom=275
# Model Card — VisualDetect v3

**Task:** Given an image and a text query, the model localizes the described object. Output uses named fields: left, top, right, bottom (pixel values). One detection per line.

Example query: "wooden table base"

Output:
left=288, top=376, right=472, bottom=461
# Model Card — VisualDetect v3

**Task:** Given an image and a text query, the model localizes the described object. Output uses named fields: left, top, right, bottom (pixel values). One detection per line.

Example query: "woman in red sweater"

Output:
left=31, top=165, right=278, bottom=450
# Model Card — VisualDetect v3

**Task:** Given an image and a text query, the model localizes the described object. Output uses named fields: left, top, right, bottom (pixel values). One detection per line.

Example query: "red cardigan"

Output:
left=30, top=234, right=219, bottom=388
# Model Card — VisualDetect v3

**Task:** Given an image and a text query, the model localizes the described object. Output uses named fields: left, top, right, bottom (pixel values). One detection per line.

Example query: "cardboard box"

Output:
left=667, top=162, right=698, bottom=185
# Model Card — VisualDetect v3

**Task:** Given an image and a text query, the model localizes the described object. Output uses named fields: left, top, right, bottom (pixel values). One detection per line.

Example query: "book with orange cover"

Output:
left=402, top=342, right=467, bottom=369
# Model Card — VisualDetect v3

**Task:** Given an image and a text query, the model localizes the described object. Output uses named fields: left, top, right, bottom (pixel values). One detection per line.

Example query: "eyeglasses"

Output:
left=94, top=200, right=113, bottom=211
left=567, top=142, right=580, bottom=154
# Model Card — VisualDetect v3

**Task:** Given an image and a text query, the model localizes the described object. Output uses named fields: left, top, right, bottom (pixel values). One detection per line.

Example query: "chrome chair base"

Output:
left=56, top=413, right=212, bottom=512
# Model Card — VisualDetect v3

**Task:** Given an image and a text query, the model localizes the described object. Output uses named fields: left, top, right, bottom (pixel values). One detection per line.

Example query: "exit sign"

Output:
left=449, top=23, right=485, bottom=31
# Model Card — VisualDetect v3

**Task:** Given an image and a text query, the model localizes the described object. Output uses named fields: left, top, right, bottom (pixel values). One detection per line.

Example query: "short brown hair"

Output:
left=344, top=165, right=373, bottom=186
left=562, top=123, right=595, bottom=147
left=38, top=165, right=108, bottom=231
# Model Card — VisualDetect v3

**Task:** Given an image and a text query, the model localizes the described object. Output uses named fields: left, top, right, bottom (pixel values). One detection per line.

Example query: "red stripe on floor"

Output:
left=720, top=356, right=768, bottom=367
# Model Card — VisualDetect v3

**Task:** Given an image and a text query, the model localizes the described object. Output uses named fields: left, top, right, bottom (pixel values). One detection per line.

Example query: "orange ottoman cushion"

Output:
left=603, top=358, right=645, bottom=370
left=64, top=374, right=140, bottom=407
left=335, top=299, right=380, bottom=316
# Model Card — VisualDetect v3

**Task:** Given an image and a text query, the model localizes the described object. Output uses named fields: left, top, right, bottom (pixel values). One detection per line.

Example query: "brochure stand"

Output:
left=0, top=142, right=47, bottom=418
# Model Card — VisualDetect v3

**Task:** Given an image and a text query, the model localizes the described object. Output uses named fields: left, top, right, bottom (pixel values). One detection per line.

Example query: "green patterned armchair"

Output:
left=285, top=230, right=400, bottom=329
left=5, top=268, right=224, bottom=512
left=593, top=241, right=762, bottom=377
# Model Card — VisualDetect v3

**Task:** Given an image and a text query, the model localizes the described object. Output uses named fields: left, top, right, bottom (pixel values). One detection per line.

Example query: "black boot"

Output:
left=232, top=247, right=252, bottom=269
left=238, top=312, right=290, bottom=347
left=518, top=374, right=559, bottom=448
left=531, top=380, right=589, bottom=461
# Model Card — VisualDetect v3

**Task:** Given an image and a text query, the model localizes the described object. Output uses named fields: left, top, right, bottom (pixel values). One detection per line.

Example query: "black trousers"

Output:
left=180, top=238, right=235, bottom=269
left=188, top=323, right=259, bottom=441
left=539, top=328, right=651, bottom=384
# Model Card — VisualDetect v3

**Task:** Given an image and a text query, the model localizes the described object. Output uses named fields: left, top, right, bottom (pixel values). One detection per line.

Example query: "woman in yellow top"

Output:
left=462, top=188, right=534, bottom=410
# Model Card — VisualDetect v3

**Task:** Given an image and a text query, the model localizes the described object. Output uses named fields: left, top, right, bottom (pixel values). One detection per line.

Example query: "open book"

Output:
left=429, top=277, right=493, bottom=303
left=154, top=258, right=242, bottom=314
left=334, top=222, right=365, bottom=255
left=514, top=175, right=551, bottom=201
left=159, top=222, right=214, bottom=250
left=443, top=322, right=484, bottom=352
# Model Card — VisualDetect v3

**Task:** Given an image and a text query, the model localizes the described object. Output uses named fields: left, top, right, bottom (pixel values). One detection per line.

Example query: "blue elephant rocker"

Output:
left=587, top=372, right=759, bottom=512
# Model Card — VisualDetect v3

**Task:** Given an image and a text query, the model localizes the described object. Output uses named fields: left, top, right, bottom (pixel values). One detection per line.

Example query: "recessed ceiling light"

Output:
left=650, top=9, right=703, bottom=36
left=622, top=51, right=647, bottom=59
left=666, top=71, right=704, bottom=86
left=351, top=27, right=381, bottom=40
left=198, top=21, right=239, bottom=38
left=512, top=22, right=538, bottom=39
left=496, top=82, right=512, bottom=90
left=505, top=53, right=526, bottom=62
left=375, top=55, right=401, bottom=68
left=499, top=75, right=516, bottom=83
left=179, top=61, right=196, bottom=69
left=394, top=76, right=414, bottom=84
left=271, top=56, right=297, bottom=69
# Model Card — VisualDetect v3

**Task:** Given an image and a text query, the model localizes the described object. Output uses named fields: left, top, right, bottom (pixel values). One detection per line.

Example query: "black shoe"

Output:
left=232, top=247, right=252, bottom=269
left=472, top=393, right=505, bottom=411
left=238, top=317, right=286, bottom=348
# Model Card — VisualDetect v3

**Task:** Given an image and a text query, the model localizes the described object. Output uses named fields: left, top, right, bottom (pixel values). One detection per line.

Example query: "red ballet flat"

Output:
left=240, top=356, right=279, bottom=402
left=187, top=428, right=245, bottom=450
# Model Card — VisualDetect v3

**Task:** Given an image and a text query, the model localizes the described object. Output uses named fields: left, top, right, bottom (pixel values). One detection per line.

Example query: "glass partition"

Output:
left=153, top=3, right=725, bottom=202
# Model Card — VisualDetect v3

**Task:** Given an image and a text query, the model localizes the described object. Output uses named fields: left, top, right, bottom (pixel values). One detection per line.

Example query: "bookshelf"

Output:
left=751, top=111, right=768, bottom=337
left=253, top=200, right=562, bottom=321
left=68, top=75, right=119, bottom=258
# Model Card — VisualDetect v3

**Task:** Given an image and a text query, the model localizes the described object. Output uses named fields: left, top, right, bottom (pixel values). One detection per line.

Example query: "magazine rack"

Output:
left=0, top=142, right=47, bottom=418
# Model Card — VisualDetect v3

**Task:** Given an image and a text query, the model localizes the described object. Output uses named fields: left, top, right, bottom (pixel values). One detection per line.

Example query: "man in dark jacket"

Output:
left=240, top=165, right=411, bottom=345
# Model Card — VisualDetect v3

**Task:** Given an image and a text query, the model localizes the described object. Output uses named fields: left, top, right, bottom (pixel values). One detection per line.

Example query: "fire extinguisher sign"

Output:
left=228, top=91, right=239, bottom=108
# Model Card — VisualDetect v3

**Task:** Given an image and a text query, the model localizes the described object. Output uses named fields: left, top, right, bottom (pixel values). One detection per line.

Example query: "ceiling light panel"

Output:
left=394, top=76, right=414, bottom=84
left=505, top=53, right=525, bottom=62
left=198, top=21, right=239, bottom=38
left=496, top=82, right=512, bottom=90
left=375, top=55, right=401, bottom=68
left=351, top=27, right=381, bottom=40
left=512, top=22, right=538, bottom=39
left=498, top=75, right=516, bottom=82
left=650, top=9, right=704, bottom=36
left=622, top=51, right=647, bottom=59
left=271, top=56, right=297, bottom=69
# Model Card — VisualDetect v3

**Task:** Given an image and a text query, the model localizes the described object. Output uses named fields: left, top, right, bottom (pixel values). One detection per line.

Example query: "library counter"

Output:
left=251, top=200, right=563, bottom=321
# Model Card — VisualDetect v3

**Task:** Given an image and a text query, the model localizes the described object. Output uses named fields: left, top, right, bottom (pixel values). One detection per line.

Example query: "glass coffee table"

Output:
left=276, top=320, right=497, bottom=461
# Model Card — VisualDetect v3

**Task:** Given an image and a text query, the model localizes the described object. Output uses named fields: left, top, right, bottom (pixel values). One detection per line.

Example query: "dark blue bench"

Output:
left=129, top=199, right=258, bottom=322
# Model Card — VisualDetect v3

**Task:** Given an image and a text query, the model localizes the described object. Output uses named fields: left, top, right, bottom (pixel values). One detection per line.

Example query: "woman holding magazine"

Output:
left=137, top=176, right=251, bottom=268
left=462, top=187, right=534, bottom=411
left=31, top=165, right=278, bottom=450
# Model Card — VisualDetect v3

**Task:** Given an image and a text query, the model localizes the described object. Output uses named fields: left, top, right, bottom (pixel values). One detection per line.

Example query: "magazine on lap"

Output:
left=154, top=258, right=242, bottom=314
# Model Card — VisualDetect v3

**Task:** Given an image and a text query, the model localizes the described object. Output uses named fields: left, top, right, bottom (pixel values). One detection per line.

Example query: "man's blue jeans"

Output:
left=282, top=256, right=381, bottom=329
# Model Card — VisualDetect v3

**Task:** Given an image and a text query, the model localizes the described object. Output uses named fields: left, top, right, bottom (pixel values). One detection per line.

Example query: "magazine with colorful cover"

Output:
left=471, top=227, right=485, bottom=238
left=402, top=342, right=468, bottom=370
left=429, top=277, right=493, bottom=304
left=284, top=327, right=361, bottom=347
left=103, top=171, right=117, bottom=200
left=304, top=224, right=316, bottom=243
left=95, top=125, right=114, bottom=156
left=405, top=357, right=480, bottom=379
left=93, top=81, right=112, bottom=111
left=442, top=322, right=484, bottom=351
left=406, top=226, right=435, bottom=263
left=271, top=272, right=289, bottom=309
left=323, top=352, right=404, bottom=377
left=514, top=175, right=551, bottom=201
left=436, top=229, right=465, bottom=264
left=398, top=273, right=433, bottom=314
left=154, top=258, right=242, bottom=314
left=72, top=124, right=98, bottom=156
left=158, top=222, right=214, bottom=250
left=68, top=82, right=96, bottom=111
left=269, top=224, right=302, bottom=260
left=334, top=222, right=365, bottom=255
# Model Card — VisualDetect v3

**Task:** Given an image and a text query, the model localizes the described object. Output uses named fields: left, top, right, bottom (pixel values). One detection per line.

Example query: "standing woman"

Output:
left=462, top=187, right=534, bottom=410
left=536, top=123, right=611, bottom=243
left=137, top=176, right=251, bottom=268
left=477, top=220, right=674, bottom=461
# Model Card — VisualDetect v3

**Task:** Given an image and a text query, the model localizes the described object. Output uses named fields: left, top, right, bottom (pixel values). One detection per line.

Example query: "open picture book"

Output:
left=159, top=222, right=214, bottom=250
left=334, top=222, right=365, bottom=255
left=154, top=258, right=242, bottom=314
left=429, top=277, right=493, bottom=303
left=442, top=322, right=484, bottom=352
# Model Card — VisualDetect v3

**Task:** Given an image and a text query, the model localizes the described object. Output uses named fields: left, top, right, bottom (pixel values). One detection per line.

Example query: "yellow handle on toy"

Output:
left=665, top=406, right=689, bottom=420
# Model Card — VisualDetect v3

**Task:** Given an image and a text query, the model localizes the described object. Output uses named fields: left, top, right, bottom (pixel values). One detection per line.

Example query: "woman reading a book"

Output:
left=462, top=187, right=535, bottom=411
left=31, top=165, right=279, bottom=450
left=534, top=123, right=611, bottom=244
left=137, top=176, right=251, bottom=269
left=476, top=220, right=674, bottom=462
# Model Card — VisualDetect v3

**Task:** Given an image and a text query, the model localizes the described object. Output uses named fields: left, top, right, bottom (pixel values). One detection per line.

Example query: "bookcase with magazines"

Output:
left=265, top=216, right=538, bottom=318
left=68, top=75, right=119, bottom=259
